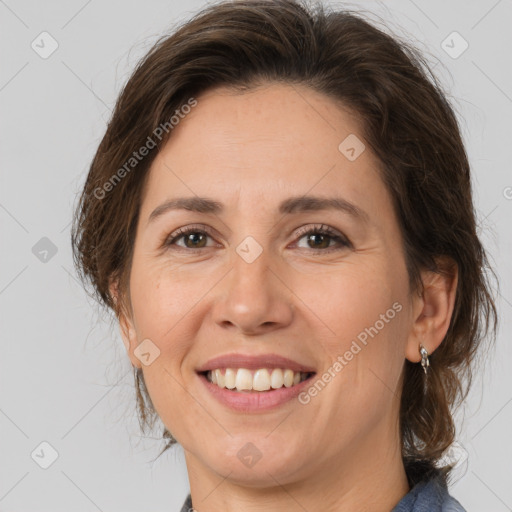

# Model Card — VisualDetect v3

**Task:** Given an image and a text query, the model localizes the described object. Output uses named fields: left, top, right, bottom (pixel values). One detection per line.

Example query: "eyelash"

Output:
left=163, top=223, right=351, bottom=254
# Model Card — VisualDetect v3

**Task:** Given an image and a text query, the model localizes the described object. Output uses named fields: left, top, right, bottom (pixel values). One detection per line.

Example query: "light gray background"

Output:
left=1, top=0, right=511, bottom=510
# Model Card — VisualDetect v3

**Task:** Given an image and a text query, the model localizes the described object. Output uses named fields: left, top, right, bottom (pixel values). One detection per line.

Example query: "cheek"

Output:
left=129, top=254, right=202, bottom=338
left=302, top=266, right=407, bottom=421
left=299, top=258, right=409, bottom=396
left=298, top=262, right=401, bottom=341
left=128, top=260, right=198, bottom=428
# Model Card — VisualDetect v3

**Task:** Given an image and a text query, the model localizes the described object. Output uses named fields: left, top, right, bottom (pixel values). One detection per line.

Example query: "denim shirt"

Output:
left=391, top=471, right=466, bottom=512
left=179, top=469, right=466, bottom=511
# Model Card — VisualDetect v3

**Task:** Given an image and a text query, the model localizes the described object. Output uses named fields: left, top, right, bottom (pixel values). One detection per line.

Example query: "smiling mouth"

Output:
left=199, top=368, right=316, bottom=393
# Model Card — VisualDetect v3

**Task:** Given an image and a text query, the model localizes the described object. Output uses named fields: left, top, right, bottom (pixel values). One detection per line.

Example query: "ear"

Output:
left=405, top=257, right=458, bottom=363
left=109, top=278, right=142, bottom=369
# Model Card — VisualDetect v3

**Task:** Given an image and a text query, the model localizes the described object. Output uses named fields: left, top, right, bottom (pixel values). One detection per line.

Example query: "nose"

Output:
left=211, top=245, right=295, bottom=336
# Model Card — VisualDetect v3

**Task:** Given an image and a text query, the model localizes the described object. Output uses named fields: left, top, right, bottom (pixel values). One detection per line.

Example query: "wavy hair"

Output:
left=71, top=0, right=498, bottom=481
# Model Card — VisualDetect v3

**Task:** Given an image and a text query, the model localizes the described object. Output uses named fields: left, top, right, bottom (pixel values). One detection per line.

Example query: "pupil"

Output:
left=187, top=232, right=205, bottom=248
left=309, top=233, right=328, bottom=248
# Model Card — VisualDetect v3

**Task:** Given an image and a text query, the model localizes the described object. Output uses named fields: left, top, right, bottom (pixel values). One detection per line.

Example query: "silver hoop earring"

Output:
left=419, top=344, right=430, bottom=374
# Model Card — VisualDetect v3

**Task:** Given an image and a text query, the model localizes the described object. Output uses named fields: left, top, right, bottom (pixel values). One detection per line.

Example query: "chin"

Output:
left=201, top=438, right=309, bottom=485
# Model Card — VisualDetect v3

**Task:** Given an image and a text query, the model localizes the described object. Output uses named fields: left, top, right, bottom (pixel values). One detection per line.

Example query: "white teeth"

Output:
left=253, top=369, right=271, bottom=391
left=205, top=368, right=311, bottom=392
left=214, top=369, right=224, bottom=388
left=235, top=368, right=253, bottom=390
left=270, top=368, right=284, bottom=389
left=283, top=369, right=294, bottom=388
left=224, top=368, right=236, bottom=389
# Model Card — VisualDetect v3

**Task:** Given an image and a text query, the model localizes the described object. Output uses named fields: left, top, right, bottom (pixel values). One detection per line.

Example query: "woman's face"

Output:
left=118, top=83, right=423, bottom=486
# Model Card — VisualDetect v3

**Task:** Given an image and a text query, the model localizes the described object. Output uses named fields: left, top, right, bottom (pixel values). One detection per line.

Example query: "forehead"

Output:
left=140, top=83, right=390, bottom=223
left=160, top=83, right=365, bottom=170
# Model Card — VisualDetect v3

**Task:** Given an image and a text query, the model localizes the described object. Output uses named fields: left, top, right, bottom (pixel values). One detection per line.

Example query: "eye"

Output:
left=163, top=224, right=216, bottom=250
left=162, top=223, right=351, bottom=253
left=293, top=224, right=351, bottom=253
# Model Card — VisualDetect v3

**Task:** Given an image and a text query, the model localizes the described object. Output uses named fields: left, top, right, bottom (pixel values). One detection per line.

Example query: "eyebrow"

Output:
left=147, top=195, right=369, bottom=225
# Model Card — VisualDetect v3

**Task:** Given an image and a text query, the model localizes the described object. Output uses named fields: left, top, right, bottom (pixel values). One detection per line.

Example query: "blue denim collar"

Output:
left=391, top=470, right=466, bottom=512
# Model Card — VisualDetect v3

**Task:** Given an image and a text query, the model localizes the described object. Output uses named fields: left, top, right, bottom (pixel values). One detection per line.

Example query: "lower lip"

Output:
left=197, top=373, right=315, bottom=412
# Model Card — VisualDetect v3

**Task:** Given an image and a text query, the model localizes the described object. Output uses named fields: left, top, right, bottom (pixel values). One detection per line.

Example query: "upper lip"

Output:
left=196, top=353, right=317, bottom=373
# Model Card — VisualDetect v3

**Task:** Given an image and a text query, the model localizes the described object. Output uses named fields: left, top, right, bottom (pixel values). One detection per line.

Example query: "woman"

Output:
left=71, top=1, right=498, bottom=510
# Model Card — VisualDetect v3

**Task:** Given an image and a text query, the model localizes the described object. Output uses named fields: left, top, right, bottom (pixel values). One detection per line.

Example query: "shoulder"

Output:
left=441, top=494, right=466, bottom=512
left=392, top=461, right=467, bottom=512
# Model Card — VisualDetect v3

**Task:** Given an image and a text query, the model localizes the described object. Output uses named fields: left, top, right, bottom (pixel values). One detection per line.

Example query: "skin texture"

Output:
left=111, top=83, right=458, bottom=512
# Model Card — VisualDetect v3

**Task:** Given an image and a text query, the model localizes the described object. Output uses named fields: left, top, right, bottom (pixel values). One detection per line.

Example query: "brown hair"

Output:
left=71, top=0, right=498, bottom=480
